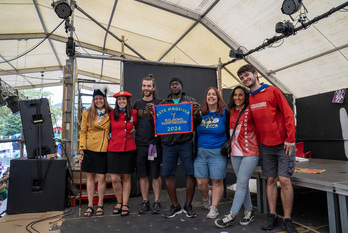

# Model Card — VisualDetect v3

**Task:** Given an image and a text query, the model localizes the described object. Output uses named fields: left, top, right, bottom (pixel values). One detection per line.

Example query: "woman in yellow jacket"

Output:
left=79, top=87, right=112, bottom=217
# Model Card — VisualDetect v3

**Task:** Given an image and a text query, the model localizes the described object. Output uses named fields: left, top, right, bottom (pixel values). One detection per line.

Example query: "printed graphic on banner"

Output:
left=153, top=103, right=193, bottom=135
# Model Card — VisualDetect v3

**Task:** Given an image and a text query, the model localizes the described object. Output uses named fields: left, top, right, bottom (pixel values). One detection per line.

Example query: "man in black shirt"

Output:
left=133, top=74, right=163, bottom=214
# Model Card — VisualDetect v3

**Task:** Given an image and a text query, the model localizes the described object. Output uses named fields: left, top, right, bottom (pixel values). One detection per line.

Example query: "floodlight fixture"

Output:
left=281, top=0, right=302, bottom=16
left=66, top=37, right=75, bottom=56
left=275, top=21, right=295, bottom=36
left=52, top=0, right=72, bottom=19
left=229, top=47, right=244, bottom=59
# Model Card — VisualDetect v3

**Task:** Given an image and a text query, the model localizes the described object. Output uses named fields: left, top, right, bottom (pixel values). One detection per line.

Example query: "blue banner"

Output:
left=153, top=103, right=193, bottom=135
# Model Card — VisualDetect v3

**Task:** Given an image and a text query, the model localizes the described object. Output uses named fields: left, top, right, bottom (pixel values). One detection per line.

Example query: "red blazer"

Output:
left=107, top=109, right=137, bottom=152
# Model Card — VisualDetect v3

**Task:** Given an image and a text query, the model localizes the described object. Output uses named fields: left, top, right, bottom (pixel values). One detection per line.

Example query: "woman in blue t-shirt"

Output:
left=194, top=87, right=229, bottom=219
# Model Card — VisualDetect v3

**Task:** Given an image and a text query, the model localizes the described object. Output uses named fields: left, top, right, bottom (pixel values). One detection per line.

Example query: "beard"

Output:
left=143, top=90, right=153, bottom=97
left=171, top=89, right=182, bottom=95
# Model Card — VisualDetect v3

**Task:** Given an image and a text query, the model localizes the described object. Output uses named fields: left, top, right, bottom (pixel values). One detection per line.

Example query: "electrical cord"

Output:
left=25, top=207, right=74, bottom=233
left=0, top=20, right=65, bottom=64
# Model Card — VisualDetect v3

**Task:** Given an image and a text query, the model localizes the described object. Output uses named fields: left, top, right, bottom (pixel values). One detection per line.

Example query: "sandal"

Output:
left=95, top=206, right=104, bottom=216
left=84, top=206, right=94, bottom=217
left=121, top=205, right=130, bottom=217
left=113, top=202, right=122, bottom=215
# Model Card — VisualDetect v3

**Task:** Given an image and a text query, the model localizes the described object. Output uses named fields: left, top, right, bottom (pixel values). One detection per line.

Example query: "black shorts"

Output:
left=81, top=150, right=107, bottom=174
left=260, top=143, right=296, bottom=178
left=136, top=145, right=161, bottom=179
left=107, top=150, right=136, bottom=174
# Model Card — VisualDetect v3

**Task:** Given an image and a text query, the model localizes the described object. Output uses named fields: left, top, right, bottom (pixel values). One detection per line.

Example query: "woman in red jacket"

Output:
left=107, top=91, right=137, bottom=216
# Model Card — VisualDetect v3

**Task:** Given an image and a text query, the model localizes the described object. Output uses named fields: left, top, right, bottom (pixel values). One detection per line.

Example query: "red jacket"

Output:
left=249, top=85, right=295, bottom=147
left=107, top=109, right=137, bottom=152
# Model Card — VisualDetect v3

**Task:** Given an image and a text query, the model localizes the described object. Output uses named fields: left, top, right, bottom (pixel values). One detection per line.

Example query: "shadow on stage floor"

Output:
left=61, top=186, right=329, bottom=233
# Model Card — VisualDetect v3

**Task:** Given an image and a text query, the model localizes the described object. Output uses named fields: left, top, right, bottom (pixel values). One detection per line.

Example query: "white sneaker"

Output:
left=202, top=190, right=212, bottom=209
left=206, top=205, right=219, bottom=219
left=239, top=210, right=255, bottom=225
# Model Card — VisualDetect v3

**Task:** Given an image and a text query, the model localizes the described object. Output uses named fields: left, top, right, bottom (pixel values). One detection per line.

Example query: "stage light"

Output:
left=275, top=21, right=294, bottom=36
left=52, top=0, right=72, bottom=19
left=66, top=37, right=75, bottom=56
left=281, top=0, right=302, bottom=16
left=229, top=47, right=244, bottom=59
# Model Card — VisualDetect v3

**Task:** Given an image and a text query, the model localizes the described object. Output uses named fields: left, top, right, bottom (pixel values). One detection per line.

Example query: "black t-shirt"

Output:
left=133, top=97, right=162, bottom=146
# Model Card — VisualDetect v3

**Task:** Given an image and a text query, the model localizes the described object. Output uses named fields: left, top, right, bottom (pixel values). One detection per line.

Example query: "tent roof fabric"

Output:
left=1, top=0, right=347, bottom=98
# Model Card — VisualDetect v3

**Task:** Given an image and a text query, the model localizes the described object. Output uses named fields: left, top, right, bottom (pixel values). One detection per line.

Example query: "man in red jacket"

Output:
left=237, top=65, right=298, bottom=233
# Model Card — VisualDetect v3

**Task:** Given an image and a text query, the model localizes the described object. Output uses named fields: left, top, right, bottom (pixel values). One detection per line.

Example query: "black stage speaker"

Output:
left=19, top=98, right=56, bottom=159
left=6, top=157, right=67, bottom=214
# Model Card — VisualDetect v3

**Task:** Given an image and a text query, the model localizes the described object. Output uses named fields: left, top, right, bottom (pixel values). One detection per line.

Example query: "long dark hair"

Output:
left=114, top=97, right=133, bottom=121
left=228, top=85, right=249, bottom=110
left=201, top=87, right=225, bottom=116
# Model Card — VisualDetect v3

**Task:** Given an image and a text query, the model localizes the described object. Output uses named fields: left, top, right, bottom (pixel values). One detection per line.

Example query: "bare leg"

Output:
left=166, top=175, right=178, bottom=205
left=279, top=176, right=294, bottom=218
left=211, top=179, right=224, bottom=208
left=86, top=173, right=96, bottom=207
left=185, top=175, right=195, bottom=204
left=267, top=177, right=279, bottom=213
left=196, top=177, right=210, bottom=200
left=152, top=176, right=162, bottom=201
left=139, top=176, right=149, bottom=201
left=121, top=174, right=132, bottom=212
left=96, top=174, right=106, bottom=207
left=110, top=173, right=122, bottom=210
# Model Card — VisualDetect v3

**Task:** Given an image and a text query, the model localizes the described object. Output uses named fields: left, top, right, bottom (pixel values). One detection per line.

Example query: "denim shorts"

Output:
left=194, top=147, right=228, bottom=180
left=162, top=140, right=194, bottom=176
left=260, top=143, right=296, bottom=178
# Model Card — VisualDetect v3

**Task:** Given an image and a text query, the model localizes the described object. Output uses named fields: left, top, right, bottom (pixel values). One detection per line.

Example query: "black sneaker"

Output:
left=152, top=201, right=162, bottom=214
left=282, top=218, right=299, bottom=233
left=183, top=203, right=196, bottom=218
left=138, top=200, right=151, bottom=214
left=262, top=213, right=279, bottom=230
left=214, top=214, right=235, bottom=228
left=163, top=204, right=182, bottom=218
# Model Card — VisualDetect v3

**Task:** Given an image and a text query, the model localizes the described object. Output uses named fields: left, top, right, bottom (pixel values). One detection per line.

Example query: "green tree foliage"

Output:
left=0, top=88, right=62, bottom=138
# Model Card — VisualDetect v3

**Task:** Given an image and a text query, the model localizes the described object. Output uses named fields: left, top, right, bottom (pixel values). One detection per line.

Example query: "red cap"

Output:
left=113, top=91, right=132, bottom=98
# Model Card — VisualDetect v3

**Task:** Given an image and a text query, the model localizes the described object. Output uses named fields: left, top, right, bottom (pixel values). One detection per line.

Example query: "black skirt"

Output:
left=81, top=150, right=107, bottom=174
left=107, top=150, right=136, bottom=174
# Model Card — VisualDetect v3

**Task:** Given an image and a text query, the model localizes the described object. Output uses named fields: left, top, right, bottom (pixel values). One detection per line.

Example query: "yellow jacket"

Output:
left=79, top=110, right=110, bottom=152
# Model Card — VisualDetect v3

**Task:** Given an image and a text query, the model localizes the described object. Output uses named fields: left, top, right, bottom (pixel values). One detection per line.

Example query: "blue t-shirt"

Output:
left=197, top=109, right=227, bottom=149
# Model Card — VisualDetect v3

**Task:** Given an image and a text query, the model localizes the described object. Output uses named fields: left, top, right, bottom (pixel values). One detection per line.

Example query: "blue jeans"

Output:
left=230, top=156, right=259, bottom=215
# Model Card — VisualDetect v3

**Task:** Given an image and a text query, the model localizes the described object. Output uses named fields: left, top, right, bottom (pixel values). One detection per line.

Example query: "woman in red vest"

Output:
left=107, top=91, right=137, bottom=216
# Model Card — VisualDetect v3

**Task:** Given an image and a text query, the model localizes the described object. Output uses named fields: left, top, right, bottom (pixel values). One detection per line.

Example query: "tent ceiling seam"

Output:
left=0, top=33, right=139, bottom=60
left=157, top=0, right=219, bottom=61
left=101, top=0, right=119, bottom=80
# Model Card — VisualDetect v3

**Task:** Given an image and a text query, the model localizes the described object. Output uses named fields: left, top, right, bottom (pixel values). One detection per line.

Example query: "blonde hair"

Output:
left=87, top=96, right=113, bottom=126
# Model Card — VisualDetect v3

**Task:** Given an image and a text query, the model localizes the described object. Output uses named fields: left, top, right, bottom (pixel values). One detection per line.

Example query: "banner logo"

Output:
left=153, top=103, right=193, bottom=135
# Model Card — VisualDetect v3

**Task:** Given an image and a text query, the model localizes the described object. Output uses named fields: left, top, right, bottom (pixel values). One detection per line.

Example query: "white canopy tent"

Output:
left=0, top=0, right=347, bottom=98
